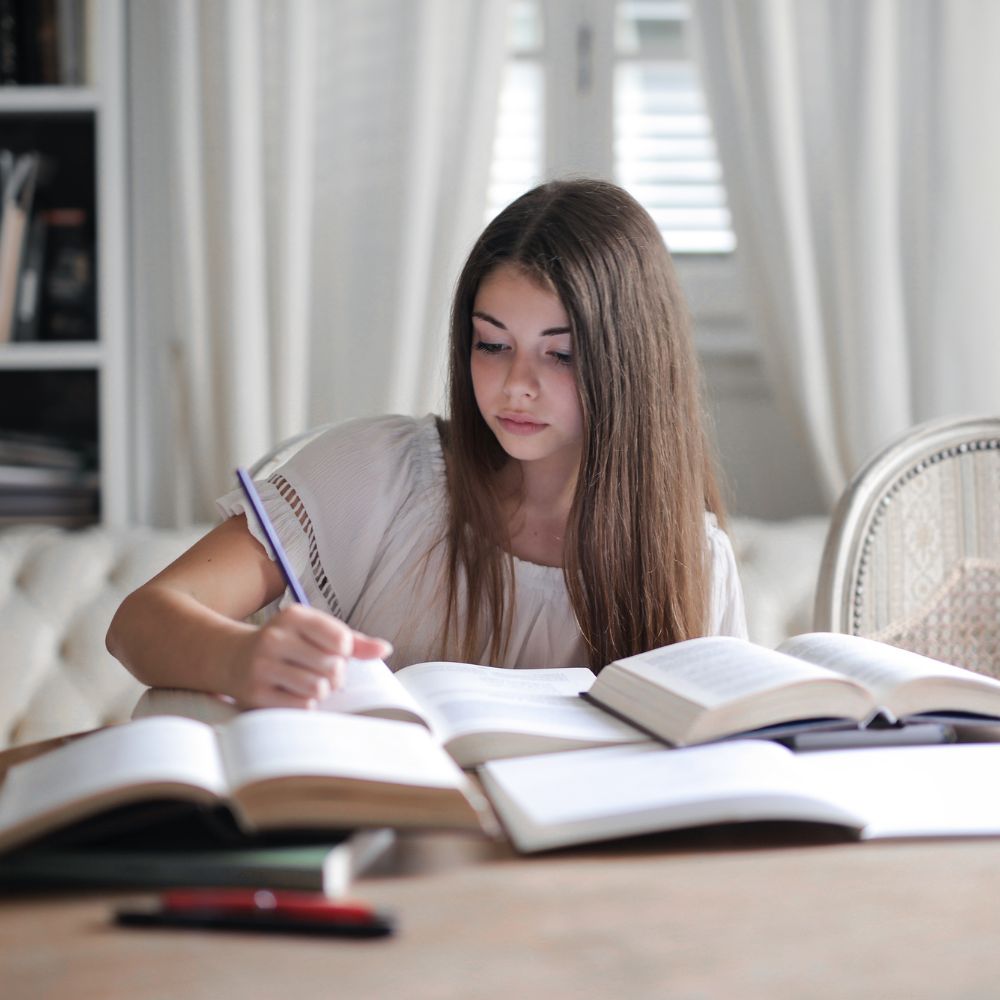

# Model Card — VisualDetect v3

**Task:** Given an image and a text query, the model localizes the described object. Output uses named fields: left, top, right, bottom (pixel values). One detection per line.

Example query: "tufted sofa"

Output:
left=0, top=516, right=830, bottom=750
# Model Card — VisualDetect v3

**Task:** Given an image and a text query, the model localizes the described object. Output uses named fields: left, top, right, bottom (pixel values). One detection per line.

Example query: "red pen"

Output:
left=115, top=888, right=395, bottom=938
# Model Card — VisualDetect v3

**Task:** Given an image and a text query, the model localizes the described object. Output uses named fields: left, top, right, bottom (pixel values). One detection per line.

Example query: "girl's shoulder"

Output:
left=289, top=413, right=446, bottom=491
left=703, top=511, right=737, bottom=557
left=703, top=510, right=724, bottom=536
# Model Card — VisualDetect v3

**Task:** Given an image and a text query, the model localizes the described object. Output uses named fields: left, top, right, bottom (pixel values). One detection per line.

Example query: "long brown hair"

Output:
left=442, top=179, right=724, bottom=670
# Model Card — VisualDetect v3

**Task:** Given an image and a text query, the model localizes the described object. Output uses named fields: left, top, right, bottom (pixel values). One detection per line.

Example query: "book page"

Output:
left=777, top=633, right=1000, bottom=701
left=0, top=718, right=227, bottom=839
left=133, top=660, right=427, bottom=728
left=132, top=688, right=242, bottom=725
left=316, top=658, right=428, bottom=725
left=609, top=636, right=855, bottom=709
left=480, top=740, right=869, bottom=853
left=798, top=744, right=1000, bottom=839
left=218, top=709, right=467, bottom=791
left=394, top=662, right=643, bottom=744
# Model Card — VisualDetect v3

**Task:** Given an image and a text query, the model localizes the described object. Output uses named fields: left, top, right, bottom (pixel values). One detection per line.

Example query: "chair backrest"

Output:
left=814, top=415, right=1000, bottom=676
left=248, top=424, right=335, bottom=479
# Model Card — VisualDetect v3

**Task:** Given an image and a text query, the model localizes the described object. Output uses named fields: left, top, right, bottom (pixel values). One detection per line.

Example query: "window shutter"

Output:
left=487, top=0, right=734, bottom=254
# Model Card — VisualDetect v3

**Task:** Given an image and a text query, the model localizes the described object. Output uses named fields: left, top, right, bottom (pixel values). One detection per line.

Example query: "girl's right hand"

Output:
left=229, top=604, right=393, bottom=709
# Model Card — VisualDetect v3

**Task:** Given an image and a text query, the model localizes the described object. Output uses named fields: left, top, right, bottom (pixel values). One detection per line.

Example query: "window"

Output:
left=487, top=0, right=735, bottom=255
left=487, top=2, right=545, bottom=218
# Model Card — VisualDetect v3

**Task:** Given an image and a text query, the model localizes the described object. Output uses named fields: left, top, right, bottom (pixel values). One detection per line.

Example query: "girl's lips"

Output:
left=497, top=415, right=548, bottom=435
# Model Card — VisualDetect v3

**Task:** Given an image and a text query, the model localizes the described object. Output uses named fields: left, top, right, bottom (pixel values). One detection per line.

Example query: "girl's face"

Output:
left=470, top=264, right=583, bottom=477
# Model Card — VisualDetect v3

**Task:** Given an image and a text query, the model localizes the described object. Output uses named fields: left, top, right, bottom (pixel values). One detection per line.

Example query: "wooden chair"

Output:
left=814, top=415, right=1000, bottom=676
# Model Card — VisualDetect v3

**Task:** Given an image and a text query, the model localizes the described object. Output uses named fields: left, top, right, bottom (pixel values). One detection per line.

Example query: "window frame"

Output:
left=526, top=0, right=745, bottom=332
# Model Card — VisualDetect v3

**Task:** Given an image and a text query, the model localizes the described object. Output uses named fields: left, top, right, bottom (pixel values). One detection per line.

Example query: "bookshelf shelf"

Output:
left=0, top=87, right=99, bottom=113
left=0, top=342, right=104, bottom=370
left=0, top=0, right=128, bottom=526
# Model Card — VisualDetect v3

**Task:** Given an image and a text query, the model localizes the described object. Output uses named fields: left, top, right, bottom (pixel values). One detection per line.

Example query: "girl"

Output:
left=107, top=179, right=747, bottom=708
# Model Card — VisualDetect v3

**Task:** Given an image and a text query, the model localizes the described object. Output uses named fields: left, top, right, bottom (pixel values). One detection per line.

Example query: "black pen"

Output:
left=236, top=467, right=311, bottom=606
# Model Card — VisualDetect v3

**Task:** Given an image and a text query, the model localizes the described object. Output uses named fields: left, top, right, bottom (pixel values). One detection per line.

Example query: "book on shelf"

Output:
left=0, top=440, right=98, bottom=522
left=55, top=0, right=86, bottom=86
left=582, top=632, right=1000, bottom=748
left=134, top=659, right=648, bottom=769
left=0, top=150, right=40, bottom=343
left=0, top=467, right=99, bottom=522
left=0, top=462, right=96, bottom=489
left=0, top=828, right=396, bottom=895
left=38, top=207, right=95, bottom=341
left=0, top=490, right=98, bottom=519
left=0, top=0, right=87, bottom=85
left=12, top=209, right=46, bottom=341
left=480, top=738, right=1000, bottom=853
left=0, top=511, right=96, bottom=528
left=0, top=430, right=89, bottom=470
left=0, top=710, right=495, bottom=857
left=0, top=0, right=18, bottom=83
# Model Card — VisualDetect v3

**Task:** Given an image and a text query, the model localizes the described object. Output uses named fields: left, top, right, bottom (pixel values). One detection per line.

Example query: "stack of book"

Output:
left=0, top=429, right=98, bottom=525
left=5, top=634, right=1000, bottom=877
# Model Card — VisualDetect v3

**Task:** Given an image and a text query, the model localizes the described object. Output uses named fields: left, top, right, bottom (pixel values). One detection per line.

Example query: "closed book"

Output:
left=0, top=829, right=395, bottom=895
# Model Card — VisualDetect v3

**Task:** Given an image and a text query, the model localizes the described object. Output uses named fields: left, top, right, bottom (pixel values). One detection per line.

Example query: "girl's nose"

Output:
left=503, top=355, right=539, bottom=398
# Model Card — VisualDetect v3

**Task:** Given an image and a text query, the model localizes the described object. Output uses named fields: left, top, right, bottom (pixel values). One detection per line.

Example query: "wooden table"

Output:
left=3, top=822, right=1000, bottom=1000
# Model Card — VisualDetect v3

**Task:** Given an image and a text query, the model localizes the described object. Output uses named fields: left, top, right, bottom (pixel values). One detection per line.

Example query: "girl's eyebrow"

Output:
left=471, top=310, right=572, bottom=337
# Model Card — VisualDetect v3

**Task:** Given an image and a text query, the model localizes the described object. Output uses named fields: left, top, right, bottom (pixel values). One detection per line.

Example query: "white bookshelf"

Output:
left=0, top=0, right=129, bottom=526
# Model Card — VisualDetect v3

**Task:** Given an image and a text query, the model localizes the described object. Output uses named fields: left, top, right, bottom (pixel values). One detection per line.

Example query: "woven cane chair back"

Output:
left=814, top=416, right=1000, bottom=677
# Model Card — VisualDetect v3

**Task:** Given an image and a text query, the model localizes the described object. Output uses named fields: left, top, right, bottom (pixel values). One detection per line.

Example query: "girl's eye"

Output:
left=473, top=341, right=506, bottom=355
left=550, top=351, right=573, bottom=366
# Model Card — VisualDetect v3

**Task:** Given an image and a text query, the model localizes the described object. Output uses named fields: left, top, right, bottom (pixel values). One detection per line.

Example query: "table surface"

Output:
left=4, top=821, right=1000, bottom=1000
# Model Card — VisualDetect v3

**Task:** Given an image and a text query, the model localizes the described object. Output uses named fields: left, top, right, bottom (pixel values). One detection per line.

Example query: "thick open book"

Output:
left=480, top=739, right=1000, bottom=853
left=135, top=659, right=646, bottom=767
left=0, top=711, right=492, bottom=856
left=583, top=632, right=1000, bottom=747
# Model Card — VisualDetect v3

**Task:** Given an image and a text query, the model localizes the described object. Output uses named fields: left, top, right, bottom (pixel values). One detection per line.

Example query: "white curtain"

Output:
left=128, top=0, right=508, bottom=526
left=692, top=0, right=1000, bottom=506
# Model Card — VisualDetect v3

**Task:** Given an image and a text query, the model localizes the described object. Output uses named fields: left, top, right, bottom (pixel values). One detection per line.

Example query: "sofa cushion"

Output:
left=729, top=516, right=830, bottom=650
left=0, top=524, right=204, bottom=749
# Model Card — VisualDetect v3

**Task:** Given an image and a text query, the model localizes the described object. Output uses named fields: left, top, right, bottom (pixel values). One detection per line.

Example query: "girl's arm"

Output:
left=105, top=515, right=391, bottom=708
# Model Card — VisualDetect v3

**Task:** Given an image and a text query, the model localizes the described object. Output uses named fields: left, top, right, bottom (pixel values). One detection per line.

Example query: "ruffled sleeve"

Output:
left=705, top=513, right=749, bottom=639
left=216, top=415, right=442, bottom=620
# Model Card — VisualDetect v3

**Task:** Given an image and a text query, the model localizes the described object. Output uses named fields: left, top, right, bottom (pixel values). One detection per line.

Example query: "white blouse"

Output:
left=218, top=414, right=748, bottom=670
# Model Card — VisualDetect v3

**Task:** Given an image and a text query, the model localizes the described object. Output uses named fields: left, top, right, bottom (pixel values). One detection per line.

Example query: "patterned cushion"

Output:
left=874, top=559, right=1000, bottom=678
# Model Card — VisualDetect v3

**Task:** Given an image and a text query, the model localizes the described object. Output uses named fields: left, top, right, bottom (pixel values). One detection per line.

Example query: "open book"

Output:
left=135, top=659, right=646, bottom=767
left=583, top=632, right=1000, bottom=747
left=0, top=710, right=492, bottom=857
left=480, top=739, right=1000, bottom=853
